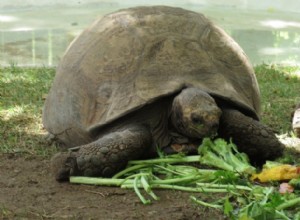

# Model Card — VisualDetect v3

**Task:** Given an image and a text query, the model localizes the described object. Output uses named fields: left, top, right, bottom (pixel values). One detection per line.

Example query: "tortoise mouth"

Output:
left=187, top=121, right=219, bottom=139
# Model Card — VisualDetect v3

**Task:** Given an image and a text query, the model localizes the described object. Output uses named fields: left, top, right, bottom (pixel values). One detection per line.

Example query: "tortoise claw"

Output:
left=51, top=152, right=77, bottom=182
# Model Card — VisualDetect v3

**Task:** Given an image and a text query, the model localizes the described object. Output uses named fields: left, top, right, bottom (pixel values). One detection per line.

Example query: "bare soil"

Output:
left=0, top=153, right=224, bottom=220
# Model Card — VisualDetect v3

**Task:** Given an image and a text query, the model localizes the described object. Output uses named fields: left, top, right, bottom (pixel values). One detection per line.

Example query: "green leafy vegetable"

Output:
left=69, top=138, right=299, bottom=219
left=289, top=178, right=300, bottom=189
left=198, top=138, right=256, bottom=175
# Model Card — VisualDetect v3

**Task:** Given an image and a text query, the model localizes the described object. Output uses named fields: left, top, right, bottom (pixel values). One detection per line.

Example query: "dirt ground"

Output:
left=0, top=153, right=224, bottom=220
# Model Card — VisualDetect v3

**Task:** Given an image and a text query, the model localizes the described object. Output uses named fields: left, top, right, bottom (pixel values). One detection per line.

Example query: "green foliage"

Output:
left=71, top=137, right=300, bottom=219
left=198, top=138, right=256, bottom=175
left=223, top=197, right=234, bottom=217
left=276, top=148, right=300, bottom=165
left=289, top=178, right=300, bottom=189
left=213, top=170, right=242, bottom=185
left=237, top=188, right=283, bottom=220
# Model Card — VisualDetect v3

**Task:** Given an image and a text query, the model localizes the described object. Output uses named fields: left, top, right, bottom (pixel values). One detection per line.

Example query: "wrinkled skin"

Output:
left=171, top=88, right=221, bottom=138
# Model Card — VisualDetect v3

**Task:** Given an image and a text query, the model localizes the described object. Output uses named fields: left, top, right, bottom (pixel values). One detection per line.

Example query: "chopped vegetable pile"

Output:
left=70, top=138, right=300, bottom=219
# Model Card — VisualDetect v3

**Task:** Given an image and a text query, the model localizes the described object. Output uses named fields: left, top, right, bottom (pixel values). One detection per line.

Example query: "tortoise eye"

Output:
left=191, top=114, right=203, bottom=124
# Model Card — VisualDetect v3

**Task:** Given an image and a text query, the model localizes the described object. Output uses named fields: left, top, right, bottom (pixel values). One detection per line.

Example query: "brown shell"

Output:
left=43, top=6, right=261, bottom=146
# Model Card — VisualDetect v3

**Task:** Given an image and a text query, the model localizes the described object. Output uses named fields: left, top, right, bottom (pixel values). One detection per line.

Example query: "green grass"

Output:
left=256, top=64, right=300, bottom=133
left=0, top=64, right=299, bottom=156
left=0, top=65, right=57, bottom=156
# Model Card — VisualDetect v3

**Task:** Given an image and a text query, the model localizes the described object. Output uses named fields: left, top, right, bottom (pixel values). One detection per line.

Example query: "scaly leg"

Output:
left=52, top=125, right=152, bottom=181
left=218, top=109, right=284, bottom=164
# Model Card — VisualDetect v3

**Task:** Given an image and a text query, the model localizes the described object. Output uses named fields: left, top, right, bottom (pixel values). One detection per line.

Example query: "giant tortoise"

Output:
left=43, top=6, right=284, bottom=181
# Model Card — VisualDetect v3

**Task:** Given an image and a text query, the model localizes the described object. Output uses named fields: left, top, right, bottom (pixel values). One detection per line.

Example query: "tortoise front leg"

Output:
left=218, top=109, right=284, bottom=164
left=52, top=124, right=152, bottom=181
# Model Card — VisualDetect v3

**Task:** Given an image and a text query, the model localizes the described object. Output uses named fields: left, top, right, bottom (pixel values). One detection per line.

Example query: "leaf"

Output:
left=251, top=165, right=300, bottom=183
left=214, top=170, right=239, bottom=184
left=266, top=192, right=285, bottom=208
left=238, top=214, right=255, bottom=220
left=247, top=202, right=276, bottom=220
left=223, top=197, right=234, bottom=217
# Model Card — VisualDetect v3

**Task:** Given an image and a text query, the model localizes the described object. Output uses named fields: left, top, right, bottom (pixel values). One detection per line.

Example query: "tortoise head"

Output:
left=171, top=88, right=222, bottom=139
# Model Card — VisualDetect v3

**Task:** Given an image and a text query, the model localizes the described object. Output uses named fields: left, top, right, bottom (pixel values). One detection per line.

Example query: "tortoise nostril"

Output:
left=191, top=114, right=203, bottom=124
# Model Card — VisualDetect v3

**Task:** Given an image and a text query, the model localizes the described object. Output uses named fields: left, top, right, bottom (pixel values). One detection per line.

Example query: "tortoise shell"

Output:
left=43, top=6, right=260, bottom=147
